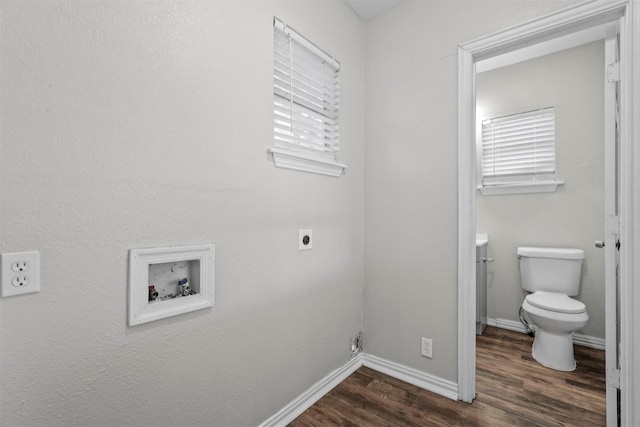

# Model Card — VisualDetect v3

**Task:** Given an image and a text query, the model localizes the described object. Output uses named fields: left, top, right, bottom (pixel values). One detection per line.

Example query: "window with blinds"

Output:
left=481, top=107, right=557, bottom=190
left=270, top=18, right=346, bottom=177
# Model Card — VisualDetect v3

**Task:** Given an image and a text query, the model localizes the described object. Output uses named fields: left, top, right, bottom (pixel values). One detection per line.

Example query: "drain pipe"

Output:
left=519, top=306, right=535, bottom=337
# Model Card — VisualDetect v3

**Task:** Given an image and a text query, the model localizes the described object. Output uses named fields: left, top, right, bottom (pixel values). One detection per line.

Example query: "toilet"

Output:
left=518, top=246, right=589, bottom=371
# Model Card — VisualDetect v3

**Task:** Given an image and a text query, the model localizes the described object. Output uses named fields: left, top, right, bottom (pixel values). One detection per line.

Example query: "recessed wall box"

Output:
left=128, top=244, right=214, bottom=326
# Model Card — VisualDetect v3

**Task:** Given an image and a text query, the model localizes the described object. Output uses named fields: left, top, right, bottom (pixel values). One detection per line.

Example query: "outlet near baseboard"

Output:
left=421, top=337, right=433, bottom=358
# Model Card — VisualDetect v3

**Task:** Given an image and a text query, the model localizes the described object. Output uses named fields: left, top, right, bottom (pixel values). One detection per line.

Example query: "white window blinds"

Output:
left=271, top=17, right=345, bottom=177
left=481, top=107, right=556, bottom=186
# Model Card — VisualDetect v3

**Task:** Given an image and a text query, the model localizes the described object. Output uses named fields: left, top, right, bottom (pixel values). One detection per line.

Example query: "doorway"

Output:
left=475, top=38, right=607, bottom=349
left=457, top=1, right=637, bottom=425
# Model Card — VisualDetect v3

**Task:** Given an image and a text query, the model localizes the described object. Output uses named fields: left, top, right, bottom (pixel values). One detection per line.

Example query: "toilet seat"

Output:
left=525, top=291, right=586, bottom=314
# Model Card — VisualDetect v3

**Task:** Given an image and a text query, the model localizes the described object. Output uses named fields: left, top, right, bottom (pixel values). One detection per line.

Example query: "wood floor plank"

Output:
left=289, top=327, right=606, bottom=426
left=458, top=400, right=524, bottom=427
left=329, top=377, right=430, bottom=426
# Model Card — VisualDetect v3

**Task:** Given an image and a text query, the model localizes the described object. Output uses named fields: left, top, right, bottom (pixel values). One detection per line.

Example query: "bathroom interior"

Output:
left=0, top=1, right=637, bottom=426
left=475, top=32, right=606, bottom=398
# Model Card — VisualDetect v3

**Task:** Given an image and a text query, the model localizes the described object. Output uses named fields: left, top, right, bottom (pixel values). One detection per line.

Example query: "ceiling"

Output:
left=344, top=0, right=404, bottom=21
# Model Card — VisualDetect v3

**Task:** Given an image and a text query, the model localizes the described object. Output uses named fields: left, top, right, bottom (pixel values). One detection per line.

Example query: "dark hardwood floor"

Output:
left=289, top=326, right=606, bottom=426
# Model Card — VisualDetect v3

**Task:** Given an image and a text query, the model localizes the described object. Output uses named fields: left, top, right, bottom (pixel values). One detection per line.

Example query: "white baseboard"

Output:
left=488, top=317, right=605, bottom=350
left=258, top=355, right=364, bottom=427
left=259, top=352, right=458, bottom=426
left=572, top=333, right=606, bottom=350
left=488, top=317, right=529, bottom=333
left=362, top=354, right=458, bottom=401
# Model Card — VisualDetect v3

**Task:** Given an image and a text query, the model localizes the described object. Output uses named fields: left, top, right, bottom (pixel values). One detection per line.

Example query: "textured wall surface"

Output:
left=476, top=41, right=605, bottom=339
left=2, top=0, right=606, bottom=425
left=0, top=1, right=364, bottom=426
left=363, top=0, right=582, bottom=383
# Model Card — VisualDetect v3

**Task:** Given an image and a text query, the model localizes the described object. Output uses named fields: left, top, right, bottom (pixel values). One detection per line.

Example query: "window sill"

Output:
left=269, top=147, right=347, bottom=177
left=478, top=180, right=564, bottom=195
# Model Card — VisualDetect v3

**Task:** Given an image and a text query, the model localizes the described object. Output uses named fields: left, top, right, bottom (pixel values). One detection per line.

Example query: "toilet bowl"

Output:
left=517, top=247, right=588, bottom=371
left=522, top=291, right=588, bottom=371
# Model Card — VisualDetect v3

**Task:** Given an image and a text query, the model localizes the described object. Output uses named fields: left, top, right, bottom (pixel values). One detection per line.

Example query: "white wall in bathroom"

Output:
left=363, top=0, right=582, bottom=383
left=476, top=41, right=605, bottom=339
left=0, top=1, right=364, bottom=425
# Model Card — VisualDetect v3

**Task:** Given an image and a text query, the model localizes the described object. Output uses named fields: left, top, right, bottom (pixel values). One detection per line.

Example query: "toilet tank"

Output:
left=517, top=247, right=584, bottom=295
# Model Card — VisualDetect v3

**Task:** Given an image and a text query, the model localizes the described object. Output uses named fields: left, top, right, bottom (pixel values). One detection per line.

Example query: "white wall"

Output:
left=476, top=41, right=605, bottom=339
left=363, top=0, right=582, bottom=383
left=0, top=1, right=364, bottom=426
left=2, top=0, right=606, bottom=424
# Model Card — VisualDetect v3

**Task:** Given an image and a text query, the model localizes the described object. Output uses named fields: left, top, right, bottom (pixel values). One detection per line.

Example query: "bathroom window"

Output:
left=269, top=17, right=346, bottom=177
left=479, top=107, right=562, bottom=195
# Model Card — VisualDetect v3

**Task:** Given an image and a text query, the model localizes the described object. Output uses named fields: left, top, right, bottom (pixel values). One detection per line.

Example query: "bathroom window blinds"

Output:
left=270, top=18, right=346, bottom=177
left=481, top=107, right=556, bottom=187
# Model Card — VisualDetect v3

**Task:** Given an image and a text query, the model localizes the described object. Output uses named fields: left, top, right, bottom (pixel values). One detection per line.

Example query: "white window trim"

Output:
left=270, top=17, right=346, bottom=177
left=477, top=180, right=563, bottom=195
left=269, top=147, right=347, bottom=177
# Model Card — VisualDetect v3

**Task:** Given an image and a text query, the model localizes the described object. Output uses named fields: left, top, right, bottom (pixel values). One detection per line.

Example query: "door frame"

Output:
left=603, top=24, right=619, bottom=426
left=457, top=0, right=639, bottom=424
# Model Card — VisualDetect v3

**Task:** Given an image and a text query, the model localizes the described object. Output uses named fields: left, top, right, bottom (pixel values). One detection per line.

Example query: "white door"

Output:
left=603, top=24, right=620, bottom=427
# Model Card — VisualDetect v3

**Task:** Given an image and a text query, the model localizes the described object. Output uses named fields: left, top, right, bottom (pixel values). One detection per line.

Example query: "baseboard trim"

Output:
left=259, top=352, right=459, bottom=426
left=487, top=317, right=529, bottom=333
left=572, top=333, right=606, bottom=350
left=363, top=354, right=459, bottom=401
left=488, top=317, right=605, bottom=350
left=257, top=355, right=364, bottom=427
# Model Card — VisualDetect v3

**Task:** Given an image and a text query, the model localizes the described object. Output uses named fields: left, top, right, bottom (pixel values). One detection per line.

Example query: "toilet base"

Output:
left=531, top=329, right=576, bottom=371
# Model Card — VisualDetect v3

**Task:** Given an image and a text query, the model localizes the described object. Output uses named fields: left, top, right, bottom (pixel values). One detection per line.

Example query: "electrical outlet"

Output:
left=1, top=251, right=40, bottom=297
left=299, top=229, right=312, bottom=250
left=421, top=337, right=433, bottom=358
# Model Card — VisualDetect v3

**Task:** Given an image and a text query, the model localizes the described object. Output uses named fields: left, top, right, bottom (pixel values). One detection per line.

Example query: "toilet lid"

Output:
left=526, top=291, right=586, bottom=314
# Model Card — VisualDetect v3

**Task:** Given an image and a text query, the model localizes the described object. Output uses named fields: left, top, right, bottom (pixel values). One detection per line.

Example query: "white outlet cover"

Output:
left=1, top=251, right=41, bottom=297
left=421, top=337, right=433, bottom=358
left=299, top=229, right=313, bottom=250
